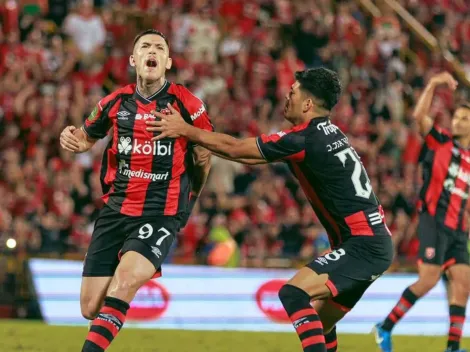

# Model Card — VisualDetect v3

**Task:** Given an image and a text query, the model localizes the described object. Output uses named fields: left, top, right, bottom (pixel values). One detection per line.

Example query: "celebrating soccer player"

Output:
left=374, top=72, right=470, bottom=352
left=59, top=29, right=213, bottom=352
left=146, top=67, right=394, bottom=352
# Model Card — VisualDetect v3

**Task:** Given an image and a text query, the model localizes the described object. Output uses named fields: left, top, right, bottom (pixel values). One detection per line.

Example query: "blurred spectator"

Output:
left=63, top=0, right=106, bottom=56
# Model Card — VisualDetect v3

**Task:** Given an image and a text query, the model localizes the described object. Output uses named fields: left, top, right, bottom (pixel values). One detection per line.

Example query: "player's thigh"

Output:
left=80, top=276, right=113, bottom=319
left=417, top=212, right=447, bottom=266
left=447, top=263, right=470, bottom=303
left=421, top=231, right=469, bottom=294
left=120, top=215, right=180, bottom=277
left=107, top=251, right=157, bottom=302
left=81, top=206, right=127, bottom=316
left=313, top=299, right=348, bottom=333
left=82, top=206, right=127, bottom=278
left=290, top=236, right=392, bottom=302
left=444, top=231, right=469, bottom=269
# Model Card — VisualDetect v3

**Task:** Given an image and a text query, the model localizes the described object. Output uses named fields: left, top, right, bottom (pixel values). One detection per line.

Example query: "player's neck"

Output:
left=295, top=112, right=329, bottom=125
left=137, top=77, right=166, bottom=98
left=456, top=136, right=470, bottom=149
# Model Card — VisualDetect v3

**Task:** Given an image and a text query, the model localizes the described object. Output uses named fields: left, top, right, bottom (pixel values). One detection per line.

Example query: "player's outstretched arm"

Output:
left=59, top=125, right=96, bottom=153
left=212, top=152, right=268, bottom=165
left=413, top=72, right=458, bottom=136
left=147, top=104, right=265, bottom=161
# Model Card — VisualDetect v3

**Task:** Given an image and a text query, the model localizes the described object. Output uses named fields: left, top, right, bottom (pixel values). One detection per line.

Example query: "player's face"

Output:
left=130, top=34, right=172, bottom=82
left=284, top=82, right=303, bottom=122
left=451, top=107, right=470, bottom=138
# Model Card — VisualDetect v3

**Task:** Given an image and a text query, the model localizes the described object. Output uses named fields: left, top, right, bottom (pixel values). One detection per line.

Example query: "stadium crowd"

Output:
left=1, top=0, right=470, bottom=270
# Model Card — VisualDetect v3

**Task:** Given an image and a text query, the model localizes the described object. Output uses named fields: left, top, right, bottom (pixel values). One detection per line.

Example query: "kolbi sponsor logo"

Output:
left=133, top=139, right=172, bottom=156
left=255, top=279, right=289, bottom=323
left=127, top=280, right=170, bottom=321
left=118, top=137, right=172, bottom=156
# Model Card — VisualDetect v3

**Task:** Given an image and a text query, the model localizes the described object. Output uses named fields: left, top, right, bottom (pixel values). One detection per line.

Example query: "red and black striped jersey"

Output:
left=83, top=81, right=213, bottom=217
left=256, top=117, right=390, bottom=248
left=419, top=124, right=470, bottom=231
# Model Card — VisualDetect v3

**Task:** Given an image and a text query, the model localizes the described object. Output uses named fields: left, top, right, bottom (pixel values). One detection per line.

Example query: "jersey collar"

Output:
left=134, top=80, right=170, bottom=104
left=309, top=116, right=330, bottom=126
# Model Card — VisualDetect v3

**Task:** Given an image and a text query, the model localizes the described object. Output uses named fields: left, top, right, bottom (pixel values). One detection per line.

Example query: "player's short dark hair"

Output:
left=133, top=29, right=169, bottom=49
left=295, top=68, right=342, bottom=111
left=457, top=102, right=470, bottom=111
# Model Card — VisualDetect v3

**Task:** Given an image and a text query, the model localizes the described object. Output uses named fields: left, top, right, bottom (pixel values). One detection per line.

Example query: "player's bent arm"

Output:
left=211, top=152, right=268, bottom=165
left=412, top=81, right=436, bottom=137
left=190, top=146, right=212, bottom=196
left=183, top=126, right=264, bottom=161
left=413, top=72, right=458, bottom=137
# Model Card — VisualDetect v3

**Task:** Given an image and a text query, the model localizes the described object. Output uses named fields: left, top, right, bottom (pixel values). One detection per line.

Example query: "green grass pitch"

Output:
left=1, top=320, right=467, bottom=351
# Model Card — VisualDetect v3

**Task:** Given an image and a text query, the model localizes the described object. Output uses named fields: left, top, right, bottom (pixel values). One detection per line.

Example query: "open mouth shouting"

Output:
left=145, top=57, right=158, bottom=69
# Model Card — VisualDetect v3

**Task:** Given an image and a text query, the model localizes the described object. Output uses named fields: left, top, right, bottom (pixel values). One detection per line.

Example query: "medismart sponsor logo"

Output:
left=119, top=160, right=169, bottom=181
left=121, top=168, right=169, bottom=182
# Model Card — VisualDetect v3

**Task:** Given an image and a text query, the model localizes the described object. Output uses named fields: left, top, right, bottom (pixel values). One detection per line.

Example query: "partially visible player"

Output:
left=146, top=68, right=393, bottom=352
left=60, top=29, right=213, bottom=352
left=374, top=72, right=470, bottom=352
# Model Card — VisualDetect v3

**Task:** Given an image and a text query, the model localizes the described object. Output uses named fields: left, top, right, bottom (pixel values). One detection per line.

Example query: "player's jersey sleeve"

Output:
left=424, top=124, right=452, bottom=150
left=83, top=99, right=113, bottom=140
left=179, top=87, right=214, bottom=132
left=256, top=130, right=306, bottom=162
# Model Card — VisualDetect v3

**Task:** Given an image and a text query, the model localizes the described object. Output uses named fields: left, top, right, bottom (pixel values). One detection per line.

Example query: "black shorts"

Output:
left=418, top=212, right=469, bottom=269
left=83, top=205, right=180, bottom=277
left=307, top=233, right=393, bottom=311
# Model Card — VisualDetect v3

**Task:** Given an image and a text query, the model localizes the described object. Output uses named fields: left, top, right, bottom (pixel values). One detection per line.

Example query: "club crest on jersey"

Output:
left=425, top=247, right=435, bottom=259
left=317, top=121, right=338, bottom=135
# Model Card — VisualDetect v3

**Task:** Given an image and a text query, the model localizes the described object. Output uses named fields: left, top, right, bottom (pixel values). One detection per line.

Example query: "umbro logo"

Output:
left=151, top=246, right=162, bottom=258
left=117, top=111, right=131, bottom=120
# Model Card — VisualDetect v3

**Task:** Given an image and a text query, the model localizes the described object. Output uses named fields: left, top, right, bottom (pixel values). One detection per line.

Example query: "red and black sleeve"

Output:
left=256, top=130, right=306, bottom=162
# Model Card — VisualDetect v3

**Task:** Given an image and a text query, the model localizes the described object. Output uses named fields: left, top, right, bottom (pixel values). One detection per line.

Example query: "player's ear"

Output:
left=303, top=98, right=313, bottom=113
left=129, top=55, right=136, bottom=67
left=165, top=57, right=172, bottom=70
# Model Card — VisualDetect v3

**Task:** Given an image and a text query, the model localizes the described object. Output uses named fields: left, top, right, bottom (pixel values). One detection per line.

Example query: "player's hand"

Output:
left=430, top=72, right=458, bottom=90
left=146, top=103, right=189, bottom=141
left=60, top=126, right=81, bottom=152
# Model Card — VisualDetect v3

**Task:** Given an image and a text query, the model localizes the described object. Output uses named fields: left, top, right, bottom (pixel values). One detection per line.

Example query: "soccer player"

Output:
left=59, top=29, right=213, bottom=352
left=374, top=72, right=470, bottom=352
left=146, top=68, right=394, bottom=352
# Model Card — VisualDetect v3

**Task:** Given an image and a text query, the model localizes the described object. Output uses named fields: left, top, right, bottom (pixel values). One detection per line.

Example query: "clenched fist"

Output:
left=430, top=72, right=458, bottom=90
left=60, top=126, right=90, bottom=153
